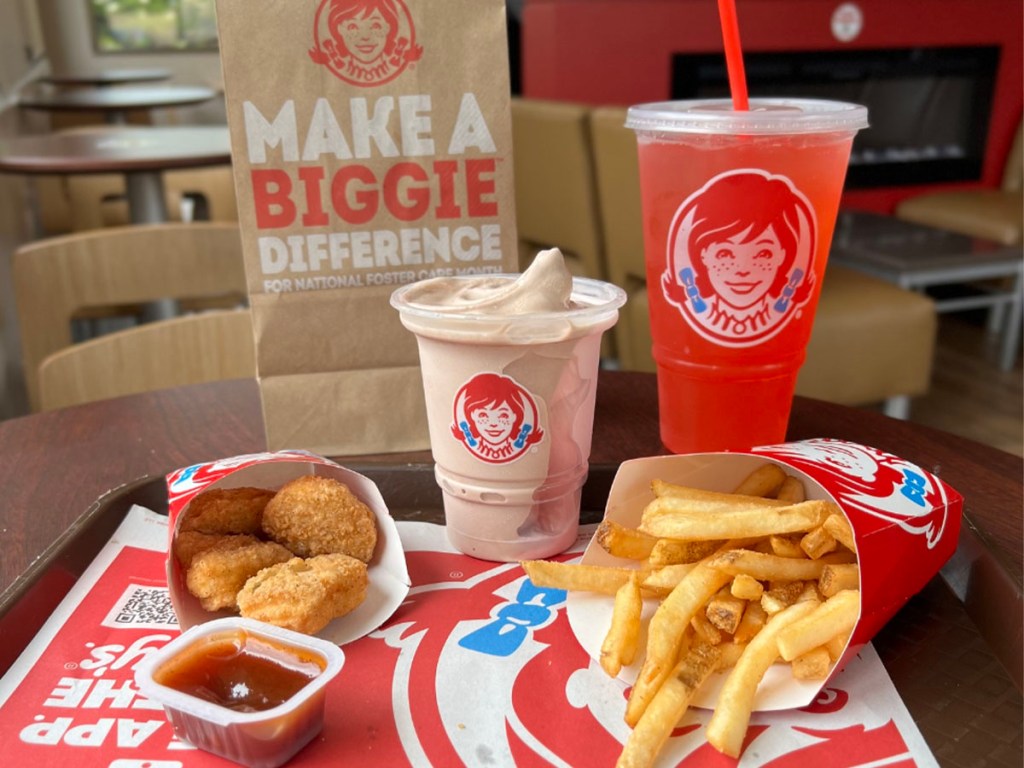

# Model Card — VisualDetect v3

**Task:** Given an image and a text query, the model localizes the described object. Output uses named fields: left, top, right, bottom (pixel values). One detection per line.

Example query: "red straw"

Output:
left=717, top=0, right=750, bottom=111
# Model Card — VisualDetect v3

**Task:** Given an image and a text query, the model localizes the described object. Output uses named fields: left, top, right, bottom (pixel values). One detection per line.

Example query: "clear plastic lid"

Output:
left=625, top=98, right=868, bottom=135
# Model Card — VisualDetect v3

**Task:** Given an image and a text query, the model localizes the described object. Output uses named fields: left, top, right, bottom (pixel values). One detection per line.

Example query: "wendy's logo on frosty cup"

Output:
left=662, top=169, right=817, bottom=347
left=451, top=373, right=545, bottom=464
left=757, top=439, right=954, bottom=549
left=309, top=0, right=423, bottom=86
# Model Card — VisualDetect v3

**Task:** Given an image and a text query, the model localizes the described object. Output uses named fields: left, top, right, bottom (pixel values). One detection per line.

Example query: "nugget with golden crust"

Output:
left=185, top=540, right=292, bottom=612
left=179, top=487, right=275, bottom=536
left=261, top=475, right=377, bottom=562
left=237, top=554, right=369, bottom=634
left=173, top=531, right=260, bottom=570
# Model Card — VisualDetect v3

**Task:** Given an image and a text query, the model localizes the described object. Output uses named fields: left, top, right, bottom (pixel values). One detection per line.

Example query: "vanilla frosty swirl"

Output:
left=395, top=249, right=615, bottom=343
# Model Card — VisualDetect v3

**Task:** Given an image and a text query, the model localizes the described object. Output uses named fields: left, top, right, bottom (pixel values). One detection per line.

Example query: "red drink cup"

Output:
left=625, top=99, right=868, bottom=453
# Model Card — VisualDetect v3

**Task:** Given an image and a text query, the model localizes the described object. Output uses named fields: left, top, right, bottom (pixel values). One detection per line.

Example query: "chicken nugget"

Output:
left=237, top=554, right=368, bottom=635
left=179, top=487, right=275, bottom=536
left=262, top=475, right=377, bottom=562
left=186, top=540, right=292, bottom=612
left=173, top=531, right=260, bottom=570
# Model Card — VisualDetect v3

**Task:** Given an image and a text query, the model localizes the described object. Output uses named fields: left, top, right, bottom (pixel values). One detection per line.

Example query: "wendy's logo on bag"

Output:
left=663, top=170, right=817, bottom=347
left=451, top=373, right=544, bottom=463
left=309, top=0, right=423, bottom=86
left=759, top=439, right=954, bottom=548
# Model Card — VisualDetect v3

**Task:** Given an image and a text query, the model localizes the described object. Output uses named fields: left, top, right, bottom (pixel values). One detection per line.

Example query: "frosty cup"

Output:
left=626, top=98, right=868, bottom=454
left=391, top=268, right=625, bottom=561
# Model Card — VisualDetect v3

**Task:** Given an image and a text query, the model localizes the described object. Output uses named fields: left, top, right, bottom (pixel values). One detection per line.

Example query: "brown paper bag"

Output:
left=215, top=0, right=519, bottom=455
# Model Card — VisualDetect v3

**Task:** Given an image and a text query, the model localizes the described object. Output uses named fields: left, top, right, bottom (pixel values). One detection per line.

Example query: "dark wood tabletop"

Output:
left=0, top=372, right=1020, bottom=762
left=40, top=68, right=173, bottom=87
left=0, top=125, right=232, bottom=175
left=17, top=84, right=218, bottom=114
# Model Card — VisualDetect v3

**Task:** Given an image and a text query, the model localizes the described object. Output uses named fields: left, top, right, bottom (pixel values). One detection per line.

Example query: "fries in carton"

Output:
left=549, top=438, right=961, bottom=761
left=165, top=451, right=410, bottom=645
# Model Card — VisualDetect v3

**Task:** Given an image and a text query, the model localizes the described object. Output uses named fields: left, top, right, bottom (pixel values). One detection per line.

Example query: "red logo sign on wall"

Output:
left=309, top=0, right=423, bottom=87
left=451, top=373, right=544, bottom=463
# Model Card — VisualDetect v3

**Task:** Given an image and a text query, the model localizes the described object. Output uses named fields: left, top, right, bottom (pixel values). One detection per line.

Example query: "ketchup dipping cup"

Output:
left=135, top=617, right=344, bottom=768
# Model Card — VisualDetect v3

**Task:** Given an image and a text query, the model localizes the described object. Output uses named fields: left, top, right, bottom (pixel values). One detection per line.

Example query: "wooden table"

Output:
left=40, top=68, right=173, bottom=87
left=18, top=84, right=218, bottom=124
left=0, top=125, right=232, bottom=318
left=0, top=373, right=1019, bottom=763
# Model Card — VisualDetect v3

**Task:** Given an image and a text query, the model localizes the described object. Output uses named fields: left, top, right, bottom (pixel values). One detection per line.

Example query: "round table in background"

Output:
left=39, top=68, right=173, bottom=87
left=17, top=84, right=219, bottom=124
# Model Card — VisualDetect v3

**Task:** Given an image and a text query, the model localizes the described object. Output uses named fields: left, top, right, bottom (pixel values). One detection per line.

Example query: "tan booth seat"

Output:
left=895, top=120, right=1023, bottom=246
left=589, top=106, right=937, bottom=418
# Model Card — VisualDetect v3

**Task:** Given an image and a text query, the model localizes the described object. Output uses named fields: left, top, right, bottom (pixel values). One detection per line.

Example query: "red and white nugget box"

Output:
left=165, top=450, right=410, bottom=644
left=568, top=438, right=963, bottom=711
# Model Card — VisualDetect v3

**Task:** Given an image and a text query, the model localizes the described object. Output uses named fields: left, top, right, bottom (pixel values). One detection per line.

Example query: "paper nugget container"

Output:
left=567, top=437, right=963, bottom=711
left=165, top=450, right=410, bottom=645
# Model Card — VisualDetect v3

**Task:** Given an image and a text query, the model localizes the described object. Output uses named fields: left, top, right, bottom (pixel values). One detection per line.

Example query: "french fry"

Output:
left=651, top=479, right=787, bottom=507
left=775, top=476, right=806, bottom=503
left=714, top=641, right=747, bottom=671
left=647, top=537, right=722, bottom=566
left=640, top=563, right=696, bottom=596
left=776, top=590, right=860, bottom=662
left=730, top=573, right=764, bottom=601
left=597, top=520, right=657, bottom=560
left=706, top=588, right=746, bottom=635
left=731, top=463, right=787, bottom=498
left=800, top=526, right=838, bottom=559
left=601, top=573, right=643, bottom=677
left=733, top=599, right=767, bottom=643
left=791, top=646, right=832, bottom=680
left=616, top=644, right=721, bottom=768
left=641, top=498, right=834, bottom=541
left=625, top=557, right=733, bottom=726
left=520, top=560, right=634, bottom=595
left=708, top=549, right=847, bottom=582
left=705, top=600, right=820, bottom=758
left=822, top=512, right=856, bottom=553
left=768, top=534, right=805, bottom=558
left=760, top=581, right=806, bottom=615
left=691, top=611, right=723, bottom=645
left=825, top=630, right=852, bottom=661
left=819, top=563, right=860, bottom=597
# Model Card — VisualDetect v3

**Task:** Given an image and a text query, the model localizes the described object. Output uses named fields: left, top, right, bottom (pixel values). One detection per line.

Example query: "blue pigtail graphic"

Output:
left=773, top=268, right=804, bottom=313
left=513, top=424, right=532, bottom=449
left=458, top=421, right=478, bottom=447
left=680, top=268, right=708, bottom=313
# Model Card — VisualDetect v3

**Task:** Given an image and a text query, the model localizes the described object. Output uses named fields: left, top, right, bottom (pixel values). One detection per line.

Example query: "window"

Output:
left=89, top=0, right=218, bottom=53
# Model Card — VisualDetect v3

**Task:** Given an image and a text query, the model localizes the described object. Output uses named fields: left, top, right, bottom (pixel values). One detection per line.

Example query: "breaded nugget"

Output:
left=261, top=475, right=377, bottom=562
left=173, top=530, right=260, bottom=570
left=179, top=487, right=275, bottom=535
left=237, top=554, right=368, bottom=635
left=185, top=540, right=292, bottom=612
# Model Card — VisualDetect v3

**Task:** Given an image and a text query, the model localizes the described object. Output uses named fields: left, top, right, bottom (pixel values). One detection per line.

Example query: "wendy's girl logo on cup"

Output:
left=451, top=373, right=544, bottom=463
left=662, top=169, right=817, bottom=347
left=309, top=0, right=423, bottom=86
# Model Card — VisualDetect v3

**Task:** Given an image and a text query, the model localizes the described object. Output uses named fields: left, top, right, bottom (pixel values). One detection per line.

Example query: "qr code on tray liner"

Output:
left=101, top=584, right=179, bottom=629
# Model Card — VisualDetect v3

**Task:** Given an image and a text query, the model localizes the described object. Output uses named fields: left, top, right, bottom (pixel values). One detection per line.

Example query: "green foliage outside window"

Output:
left=89, top=0, right=218, bottom=53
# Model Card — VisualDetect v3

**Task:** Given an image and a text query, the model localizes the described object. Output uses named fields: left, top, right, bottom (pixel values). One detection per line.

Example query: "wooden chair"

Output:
left=13, top=222, right=248, bottom=411
left=38, top=309, right=255, bottom=411
left=510, top=97, right=607, bottom=280
left=588, top=106, right=937, bottom=416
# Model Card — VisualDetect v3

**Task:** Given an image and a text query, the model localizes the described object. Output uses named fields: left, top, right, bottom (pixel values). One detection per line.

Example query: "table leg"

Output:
left=124, top=171, right=180, bottom=321
left=998, top=270, right=1023, bottom=372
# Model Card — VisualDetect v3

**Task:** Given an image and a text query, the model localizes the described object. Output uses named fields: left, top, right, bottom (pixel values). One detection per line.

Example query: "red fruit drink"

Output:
left=626, top=99, right=868, bottom=453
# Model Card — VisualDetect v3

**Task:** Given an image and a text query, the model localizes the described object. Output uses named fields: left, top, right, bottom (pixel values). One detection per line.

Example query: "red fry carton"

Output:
left=165, top=450, right=410, bottom=645
left=567, top=438, right=963, bottom=711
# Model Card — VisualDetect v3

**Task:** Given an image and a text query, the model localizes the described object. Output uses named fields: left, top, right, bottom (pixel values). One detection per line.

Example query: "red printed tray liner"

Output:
left=0, top=480, right=943, bottom=766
